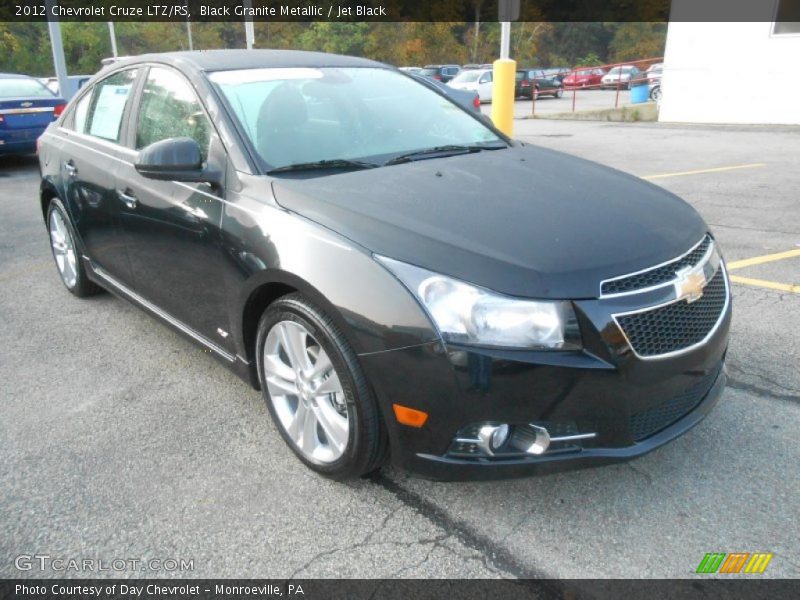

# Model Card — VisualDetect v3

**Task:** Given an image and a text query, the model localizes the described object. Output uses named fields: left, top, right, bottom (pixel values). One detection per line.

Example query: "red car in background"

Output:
left=562, top=68, right=606, bottom=89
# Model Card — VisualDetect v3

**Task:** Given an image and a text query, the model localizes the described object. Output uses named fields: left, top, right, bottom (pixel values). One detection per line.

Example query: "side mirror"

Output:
left=135, top=137, right=214, bottom=184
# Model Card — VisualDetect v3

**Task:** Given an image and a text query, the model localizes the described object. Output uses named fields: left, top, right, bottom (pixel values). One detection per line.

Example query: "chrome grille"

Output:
left=601, top=235, right=712, bottom=296
left=616, top=268, right=727, bottom=358
left=630, top=363, right=722, bottom=441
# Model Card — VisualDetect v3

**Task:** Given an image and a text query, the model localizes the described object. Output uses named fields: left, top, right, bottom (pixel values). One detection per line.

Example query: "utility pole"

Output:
left=186, top=1, right=193, bottom=51
left=45, top=0, right=70, bottom=99
left=244, top=0, right=255, bottom=49
left=108, top=22, right=118, bottom=57
left=491, top=0, right=519, bottom=137
left=186, top=21, right=194, bottom=51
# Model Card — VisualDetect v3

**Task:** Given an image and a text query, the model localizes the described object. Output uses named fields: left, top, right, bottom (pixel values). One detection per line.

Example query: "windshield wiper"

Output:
left=384, top=143, right=507, bottom=166
left=267, top=158, right=379, bottom=174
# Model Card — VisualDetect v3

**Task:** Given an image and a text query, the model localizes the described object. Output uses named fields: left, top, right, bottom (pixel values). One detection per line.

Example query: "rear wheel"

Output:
left=47, top=197, right=102, bottom=297
left=256, top=294, right=387, bottom=479
left=555, top=88, right=564, bottom=98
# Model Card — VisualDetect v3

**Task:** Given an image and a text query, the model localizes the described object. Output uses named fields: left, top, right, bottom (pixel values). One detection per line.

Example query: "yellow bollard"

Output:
left=490, top=58, right=516, bottom=137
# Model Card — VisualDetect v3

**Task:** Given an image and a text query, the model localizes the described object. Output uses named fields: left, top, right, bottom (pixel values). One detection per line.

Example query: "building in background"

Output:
left=660, top=0, right=800, bottom=124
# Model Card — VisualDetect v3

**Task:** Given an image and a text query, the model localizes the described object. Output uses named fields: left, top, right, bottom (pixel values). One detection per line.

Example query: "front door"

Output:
left=115, top=66, right=234, bottom=352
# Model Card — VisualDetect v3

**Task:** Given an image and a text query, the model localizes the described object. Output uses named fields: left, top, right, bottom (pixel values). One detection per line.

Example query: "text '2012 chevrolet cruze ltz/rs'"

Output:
left=38, top=50, right=730, bottom=480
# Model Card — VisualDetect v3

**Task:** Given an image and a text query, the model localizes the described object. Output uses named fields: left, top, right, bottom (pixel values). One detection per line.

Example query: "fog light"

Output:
left=478, top=424, right=510, bottom=455
left=510, top=424, right=551, bottom=455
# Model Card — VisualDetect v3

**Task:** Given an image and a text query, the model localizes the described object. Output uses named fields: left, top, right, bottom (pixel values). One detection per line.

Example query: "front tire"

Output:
left=47, top=197, right=102, bottom=297
left=256, top=293, right=387, bottom=480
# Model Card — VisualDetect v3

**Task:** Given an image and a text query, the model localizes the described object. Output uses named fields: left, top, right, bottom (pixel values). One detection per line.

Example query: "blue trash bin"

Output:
left=630, top=83, right=649, bottom=104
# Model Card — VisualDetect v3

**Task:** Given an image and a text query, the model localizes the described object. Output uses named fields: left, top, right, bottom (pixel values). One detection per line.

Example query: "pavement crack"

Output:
left=725, top=364, right=800, bottom=404
left=626, top=462, right=654, bottom=485
left=369, top=472, right=564, bottom=593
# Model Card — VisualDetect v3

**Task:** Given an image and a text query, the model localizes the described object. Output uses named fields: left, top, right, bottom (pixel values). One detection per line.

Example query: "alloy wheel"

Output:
left=263, top=320, right=349, bottom=464
left=49, top=209, right=77, bottom=289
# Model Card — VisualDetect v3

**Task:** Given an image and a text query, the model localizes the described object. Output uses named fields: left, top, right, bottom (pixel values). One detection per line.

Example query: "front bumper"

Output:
left=359, top=286, right=731, bottom=481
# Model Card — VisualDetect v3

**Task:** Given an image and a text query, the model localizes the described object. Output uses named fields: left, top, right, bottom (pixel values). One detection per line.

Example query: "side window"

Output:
left=136, top=67, right=211, bottom=159
left=72, top=91, right=92, bottom=134
left=83, top=70, right=138, bottom=143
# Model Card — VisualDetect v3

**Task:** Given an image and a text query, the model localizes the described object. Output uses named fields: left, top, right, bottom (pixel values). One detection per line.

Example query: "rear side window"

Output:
left=72, top=92, right=91, bottom=133
left=135, top=67, right=211, bottom=159
left=80, top=69, right=138, bottom=143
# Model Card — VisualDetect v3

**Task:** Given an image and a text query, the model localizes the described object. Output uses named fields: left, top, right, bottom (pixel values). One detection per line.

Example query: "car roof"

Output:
left=109, top=49, right=386, bottom=73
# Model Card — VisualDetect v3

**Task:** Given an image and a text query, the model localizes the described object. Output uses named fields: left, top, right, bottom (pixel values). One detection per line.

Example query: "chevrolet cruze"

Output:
left=37, top=50, right=730, bottom=480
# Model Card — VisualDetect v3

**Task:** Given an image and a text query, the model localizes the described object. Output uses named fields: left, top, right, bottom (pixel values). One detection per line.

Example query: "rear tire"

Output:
left=46, top=197, right=102, bottom=297
left=256, top=293, right=388, bottom=480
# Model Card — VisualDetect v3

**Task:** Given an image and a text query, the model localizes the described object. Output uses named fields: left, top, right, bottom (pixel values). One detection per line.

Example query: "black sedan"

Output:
left=1, top=73, right=66, bottom=156
left=38, top=51, right=729, bottom=480
left=515, top=69, right=564, bottom=99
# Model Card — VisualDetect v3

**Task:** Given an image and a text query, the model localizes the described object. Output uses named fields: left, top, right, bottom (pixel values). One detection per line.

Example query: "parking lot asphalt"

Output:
left=1, top=120, right=798, bottom=579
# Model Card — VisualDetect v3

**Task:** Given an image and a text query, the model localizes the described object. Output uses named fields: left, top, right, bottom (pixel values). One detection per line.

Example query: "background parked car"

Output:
left=645, top=63, right=663, bottom=83
left=409, top=73, right=481, bottom=113
left=646, top=63, right=663, bottom=101
left=515, top=69, right=564, bottom=99
left=399, top=66, right=422, bottom=75
left=601, top=65, right=642, bottom=89
left=543, top=67, right=571, bottom=83
left=0, top=73, right=65, bottom=156
left=461, top=63, right=493, bottom=70
left=419, top=64, right=460, bottom=83
left=447, top=68, right=493, bottom=102
left=562, top=68, right=606, bottom=88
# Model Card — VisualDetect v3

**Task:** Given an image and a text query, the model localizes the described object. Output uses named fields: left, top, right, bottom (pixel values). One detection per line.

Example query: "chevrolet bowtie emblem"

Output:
left=674, top=265, right=707, bottom=303
left=20, top=101, right=33, bottom=107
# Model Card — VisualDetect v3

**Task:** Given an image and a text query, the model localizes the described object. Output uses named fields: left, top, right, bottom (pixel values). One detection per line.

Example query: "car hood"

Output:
left=271, top=145, right=707, bottom=299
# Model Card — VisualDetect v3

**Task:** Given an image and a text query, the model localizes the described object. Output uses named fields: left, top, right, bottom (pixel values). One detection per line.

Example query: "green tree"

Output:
left=608, top=22, right=666, bottom=62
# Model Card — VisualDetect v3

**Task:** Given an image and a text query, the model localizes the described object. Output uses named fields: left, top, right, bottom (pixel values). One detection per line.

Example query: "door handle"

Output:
left=117, top=189, right=138, bottom=209
left=64, top=161, right=77, bottom=177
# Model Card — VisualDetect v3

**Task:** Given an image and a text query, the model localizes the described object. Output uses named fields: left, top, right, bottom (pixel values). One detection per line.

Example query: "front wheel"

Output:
left=256, top=294, right=387, bottom=480
left=650, top=85, right=662, bottom=102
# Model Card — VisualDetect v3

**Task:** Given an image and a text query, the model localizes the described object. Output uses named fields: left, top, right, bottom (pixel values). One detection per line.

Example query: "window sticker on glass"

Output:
left=88, top=85, right=130, bottom=141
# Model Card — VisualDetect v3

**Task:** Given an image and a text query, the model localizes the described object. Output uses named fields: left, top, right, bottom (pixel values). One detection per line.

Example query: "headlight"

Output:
left=375, top=256, right=581, bottom=350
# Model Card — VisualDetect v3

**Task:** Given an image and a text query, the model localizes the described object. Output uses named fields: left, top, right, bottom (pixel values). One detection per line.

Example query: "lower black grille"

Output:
left=630, top=364, right=722, bottom=441
left=616, top=268, right=727, bottom=358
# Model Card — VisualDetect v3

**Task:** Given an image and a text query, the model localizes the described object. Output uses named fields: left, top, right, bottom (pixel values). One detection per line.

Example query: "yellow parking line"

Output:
left=726, top=248, right=800, bottom=271
left=729, top=275, right=800, bottom=294
left=641, top=163, right=766, bottom=180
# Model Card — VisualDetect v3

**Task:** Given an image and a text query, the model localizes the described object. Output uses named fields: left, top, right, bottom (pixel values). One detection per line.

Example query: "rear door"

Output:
left=114, top=65, right=233, bottom=351
left=57, top=68, right=141, bottom=284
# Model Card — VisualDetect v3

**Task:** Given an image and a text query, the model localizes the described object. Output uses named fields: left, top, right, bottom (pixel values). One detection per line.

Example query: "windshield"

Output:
left=452, top=70, right=482, bottom=83
left=0, top=77, right=55, bottom=99
left=210, top=67, right=504, bottom=171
